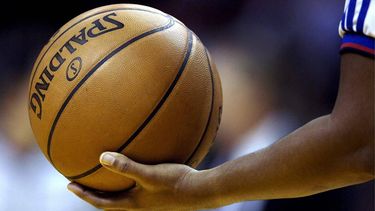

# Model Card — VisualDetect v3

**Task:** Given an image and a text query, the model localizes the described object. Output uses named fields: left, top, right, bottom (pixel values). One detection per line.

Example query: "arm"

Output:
left=202, top=53, right=374, bottom=204
left=67, top=53, right=374, bottom=210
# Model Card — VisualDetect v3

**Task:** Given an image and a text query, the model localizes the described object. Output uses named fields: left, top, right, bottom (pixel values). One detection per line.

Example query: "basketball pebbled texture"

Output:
left=28, top=4, right=222, bottom=191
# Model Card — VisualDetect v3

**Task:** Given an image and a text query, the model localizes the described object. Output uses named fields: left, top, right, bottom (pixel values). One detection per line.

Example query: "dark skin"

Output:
left=68, top=53, right=374, bottom=210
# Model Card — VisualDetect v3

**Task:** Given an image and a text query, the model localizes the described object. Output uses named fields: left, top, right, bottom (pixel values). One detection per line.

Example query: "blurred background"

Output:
left=0, top=0, right=373, bottom=210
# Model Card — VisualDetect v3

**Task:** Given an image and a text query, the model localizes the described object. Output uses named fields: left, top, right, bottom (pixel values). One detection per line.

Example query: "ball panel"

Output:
left=28, top=4, right=166, bottom=89
left=73, top=30, right=216, bottom=191
left=50, top=23, right=188, bottom=176
left=185, top=46, right=223, bottom=167
left=29, top=9, right=170, bottom=159
left=122, top=31, right=212, bottom=164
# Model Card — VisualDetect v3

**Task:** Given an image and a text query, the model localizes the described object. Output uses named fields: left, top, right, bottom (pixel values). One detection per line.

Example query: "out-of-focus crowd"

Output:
left=0, top=0, right=373, bottom=210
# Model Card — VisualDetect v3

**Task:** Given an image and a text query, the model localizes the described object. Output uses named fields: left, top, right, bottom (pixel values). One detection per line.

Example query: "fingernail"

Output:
left=100, top=152, right=116, bottom=166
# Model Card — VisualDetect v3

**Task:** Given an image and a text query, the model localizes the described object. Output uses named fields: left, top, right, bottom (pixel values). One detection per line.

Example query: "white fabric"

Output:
left=339, top=0, right=375, bottom=38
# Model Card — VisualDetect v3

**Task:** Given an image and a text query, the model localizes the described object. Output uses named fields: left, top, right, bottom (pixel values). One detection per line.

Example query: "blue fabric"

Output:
left=346, top=0, right=357, bottom=31
left=342, top=33, right=375, bottom=50
left=357, top=0, right=371, bottom=32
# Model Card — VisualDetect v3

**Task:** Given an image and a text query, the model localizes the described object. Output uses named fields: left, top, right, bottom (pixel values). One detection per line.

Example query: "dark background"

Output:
left=0, top=0, right=373, bottom=210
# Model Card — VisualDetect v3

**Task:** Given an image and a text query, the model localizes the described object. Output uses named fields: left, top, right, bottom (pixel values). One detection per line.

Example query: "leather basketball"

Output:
left=28, top=4, right=222, bottom=191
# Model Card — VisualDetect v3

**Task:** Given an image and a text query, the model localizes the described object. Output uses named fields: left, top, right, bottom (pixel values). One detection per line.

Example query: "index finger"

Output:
left=67, top=182, right=139, bottom=210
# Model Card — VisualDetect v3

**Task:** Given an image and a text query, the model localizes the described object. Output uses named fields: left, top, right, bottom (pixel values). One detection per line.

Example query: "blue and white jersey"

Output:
left=339, top=0, right=375, bottom=57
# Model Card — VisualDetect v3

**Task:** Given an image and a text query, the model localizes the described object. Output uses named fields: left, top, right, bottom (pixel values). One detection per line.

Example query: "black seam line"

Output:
left=28, top=7, right=166, bottom=98
left=47, top=16, right=175, bottom=174
left=66, top=28, right=194, bottom=180
left=184, top=46, right=215, bottom=165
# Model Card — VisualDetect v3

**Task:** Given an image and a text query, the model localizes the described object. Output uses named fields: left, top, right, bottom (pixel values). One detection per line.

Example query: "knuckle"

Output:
left=115, top=158, right=131, bottom=173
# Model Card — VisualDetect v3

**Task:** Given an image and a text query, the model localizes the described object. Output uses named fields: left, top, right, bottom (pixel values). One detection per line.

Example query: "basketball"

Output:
left=28, top=4, right=222, bottom=191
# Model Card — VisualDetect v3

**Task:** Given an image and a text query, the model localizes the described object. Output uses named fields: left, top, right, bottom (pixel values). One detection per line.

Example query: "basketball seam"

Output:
left=114, top=30, right=193, bottom=154
left=183, top=45, right=215, bottom=166
left=46, top=16, right=175, bottom=178
left=64, top=25, right=194, bottom=180
left=28, top=7, right=167, bottom=99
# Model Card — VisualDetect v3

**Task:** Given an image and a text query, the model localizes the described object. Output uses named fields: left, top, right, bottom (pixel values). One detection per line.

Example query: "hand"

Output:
left=67, top=152, right=214, bottom=211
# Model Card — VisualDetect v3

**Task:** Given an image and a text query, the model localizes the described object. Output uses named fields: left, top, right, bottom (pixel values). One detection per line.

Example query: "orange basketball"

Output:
left=28, top=4, right=222, bottom=191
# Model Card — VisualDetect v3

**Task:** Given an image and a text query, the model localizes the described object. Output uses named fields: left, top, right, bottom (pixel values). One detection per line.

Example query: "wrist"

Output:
left=188, top=168, right=228, bottom=209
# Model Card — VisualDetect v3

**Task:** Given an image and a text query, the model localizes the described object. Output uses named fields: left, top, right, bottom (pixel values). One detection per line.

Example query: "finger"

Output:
left=67, top=183, right=113, bottom=209
left=68, top=183, right=140, bottom=210
left=100, top=152, right=154, bottom=183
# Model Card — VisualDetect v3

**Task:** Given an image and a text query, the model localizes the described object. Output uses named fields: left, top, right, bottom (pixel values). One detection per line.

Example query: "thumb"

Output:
left=100, top=152, right=150, bottom=183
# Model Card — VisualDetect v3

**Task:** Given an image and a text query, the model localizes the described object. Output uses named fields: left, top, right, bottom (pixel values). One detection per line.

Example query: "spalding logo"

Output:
left=30, top=12, right=124, bottom=119
left=66, top=57, right=82, bottom=81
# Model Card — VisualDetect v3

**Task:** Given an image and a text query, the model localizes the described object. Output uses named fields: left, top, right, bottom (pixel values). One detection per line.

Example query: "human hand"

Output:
left=67, top=152, right=215, bottom=211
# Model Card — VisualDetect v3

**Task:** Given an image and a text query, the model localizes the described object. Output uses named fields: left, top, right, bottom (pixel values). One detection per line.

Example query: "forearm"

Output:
left=197, top=54, right=374, bottom=207
left=201, top=115, right=372, bottom=207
